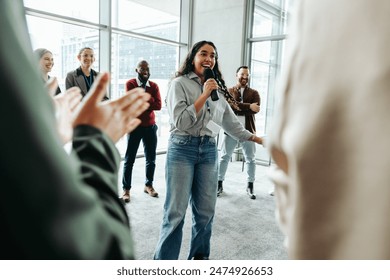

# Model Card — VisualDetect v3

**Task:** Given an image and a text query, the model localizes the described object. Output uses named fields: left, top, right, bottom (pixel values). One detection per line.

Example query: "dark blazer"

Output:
left=1, top=0, right=133, bottom=259
left=65, top=67, right=108, bottom=100
left=228, top=86, right=261, bottom=133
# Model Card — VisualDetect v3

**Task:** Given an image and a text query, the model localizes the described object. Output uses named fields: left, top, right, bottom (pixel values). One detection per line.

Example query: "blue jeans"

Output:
left=122, top=124, right=158, bottom=189
left=218, top=133, right=256, bottom=182
left=154, top=134, right=218, bottom=260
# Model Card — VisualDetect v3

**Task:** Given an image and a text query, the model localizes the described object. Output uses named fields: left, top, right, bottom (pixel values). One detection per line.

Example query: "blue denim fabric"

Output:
left=218, top=133, right=256, bottom=182
left=122, top=124, right=158, bottom=189
left=154, top=134, right=218, bottom=260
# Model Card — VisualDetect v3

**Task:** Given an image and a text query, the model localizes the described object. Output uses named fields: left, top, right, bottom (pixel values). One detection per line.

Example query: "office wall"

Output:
left=191, top=0, right=247, bottom=87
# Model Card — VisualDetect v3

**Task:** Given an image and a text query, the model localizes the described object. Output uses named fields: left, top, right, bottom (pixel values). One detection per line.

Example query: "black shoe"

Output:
left=193, top=254, right=209, bottom=260
left=217, top=181, right=223, bottom=197
left=247, top=183, right=256, bottom=200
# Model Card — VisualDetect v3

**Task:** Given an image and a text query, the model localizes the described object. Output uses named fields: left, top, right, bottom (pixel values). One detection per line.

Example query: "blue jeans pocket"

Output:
left=169, top=134, right=191, bottom=145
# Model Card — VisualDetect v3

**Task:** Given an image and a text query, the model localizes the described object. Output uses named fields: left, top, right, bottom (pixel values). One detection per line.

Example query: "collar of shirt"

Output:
left=236, top=85, right=248, bottom=92
left=136, top=77, right=150, bottom=87
left=76, top=67, right=96, bottom=77
left=186, top=72, right=202, bottom=85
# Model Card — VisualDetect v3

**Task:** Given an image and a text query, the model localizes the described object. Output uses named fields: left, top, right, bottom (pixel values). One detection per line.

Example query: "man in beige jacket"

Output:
left=269, top=0, right=390, bottom=259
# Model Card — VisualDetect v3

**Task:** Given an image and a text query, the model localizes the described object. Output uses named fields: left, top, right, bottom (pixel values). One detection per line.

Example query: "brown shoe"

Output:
left=144, top=185, right=158, bottom=197
left=122, top=189, right=130, bottom=203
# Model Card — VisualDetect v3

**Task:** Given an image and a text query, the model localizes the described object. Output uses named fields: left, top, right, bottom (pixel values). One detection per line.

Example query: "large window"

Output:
left=113, top=0, right=181, bottom=42
left=26, top=15, right=100, bottom=92
left=24, top=0, right=186, bottom=156
left=24, top=0, right=99, bottom=22
left=111, top=35, right=180, bottom=153
left=24, top=0, right=293, bottom=163
left=248, top=0, right=292, bottom=164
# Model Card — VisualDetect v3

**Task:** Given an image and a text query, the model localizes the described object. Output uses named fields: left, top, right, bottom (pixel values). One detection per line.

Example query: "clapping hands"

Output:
left=47, top=77, right=82, bottom=143
left=47, top=72, right=150, bottom=144
left=73, top=72, right=150, bottom=143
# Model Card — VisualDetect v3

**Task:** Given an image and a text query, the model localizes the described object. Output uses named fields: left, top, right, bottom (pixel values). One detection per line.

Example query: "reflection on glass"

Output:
left=252, top=0, right=292, bottom=38
left=262, top=0, right=283, bottom=7
left=253, top=10, right=275, bottom=37
left=111, top=34, right=179, bottom=154
left=250, top=1, right=291, bottom=163
left=252, top=41, right=271, bottom=62
left=24, top=0, right=99, bottom=23
left=251, top=60, right=269, bottom=137
left=251, top=40, right=283, bottom=133
left=113, top=0, right=180, bottom=41
left=251, top=40, right=285, bottom=163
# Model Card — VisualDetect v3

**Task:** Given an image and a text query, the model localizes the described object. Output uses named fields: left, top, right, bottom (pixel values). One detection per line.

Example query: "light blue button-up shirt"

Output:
left=167, top=72, right=252, bottom=141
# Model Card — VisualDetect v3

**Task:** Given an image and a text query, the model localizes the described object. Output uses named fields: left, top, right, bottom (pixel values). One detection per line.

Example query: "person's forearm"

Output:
left=194, top=92, right=209, bottom=113
left=248, top=134, right=264, bottom=145
left=72, top=125, right=121, bottom=192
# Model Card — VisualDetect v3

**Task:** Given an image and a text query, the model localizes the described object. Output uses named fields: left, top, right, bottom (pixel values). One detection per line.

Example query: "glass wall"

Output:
left=248, top=0, right=292, bottom=165
left=23, top=0, right=293, bottom=162
left=24, top=0, right=99, bottom=22
left=24, top=0, right=186, bottom=156
left=26, top=15, right=100, bottom=92
left=113, top=0, right=181, bottom=41
left=111, top=35, right=179, bottom=152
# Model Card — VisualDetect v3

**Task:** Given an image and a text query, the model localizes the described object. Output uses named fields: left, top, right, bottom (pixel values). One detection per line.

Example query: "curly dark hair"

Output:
left=176, top=40, right=227, bottom=89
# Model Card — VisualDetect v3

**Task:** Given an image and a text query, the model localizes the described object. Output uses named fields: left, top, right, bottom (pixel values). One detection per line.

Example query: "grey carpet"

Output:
left=117, top=154, right=288, bottom=260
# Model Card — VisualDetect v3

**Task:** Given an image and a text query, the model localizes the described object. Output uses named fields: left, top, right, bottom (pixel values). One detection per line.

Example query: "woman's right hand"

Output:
left=73, top=72, right=150, bottom=143
left=203, top=78, right=218, bottom=96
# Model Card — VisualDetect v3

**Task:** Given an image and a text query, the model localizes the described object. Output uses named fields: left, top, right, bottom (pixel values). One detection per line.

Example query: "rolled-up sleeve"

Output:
left=220, top=101, right=252, bottom=141
left=168, top=78, right=199, bottom=132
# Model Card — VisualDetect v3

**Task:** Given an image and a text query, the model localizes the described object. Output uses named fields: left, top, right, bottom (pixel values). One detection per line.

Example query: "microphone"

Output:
left=203, top=67, right=219, bottom=101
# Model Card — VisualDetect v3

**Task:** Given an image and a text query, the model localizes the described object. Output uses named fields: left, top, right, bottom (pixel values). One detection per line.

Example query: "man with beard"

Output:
left=121, top=60, right=162, bottom=202
left=217, top=66, right=261, bottom=199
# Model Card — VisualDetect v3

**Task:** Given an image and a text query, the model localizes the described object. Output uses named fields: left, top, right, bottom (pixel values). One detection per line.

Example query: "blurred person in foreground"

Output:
left=0, top=0, right=150, bottom=259
left=268, top=0, right=390, bottom=259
